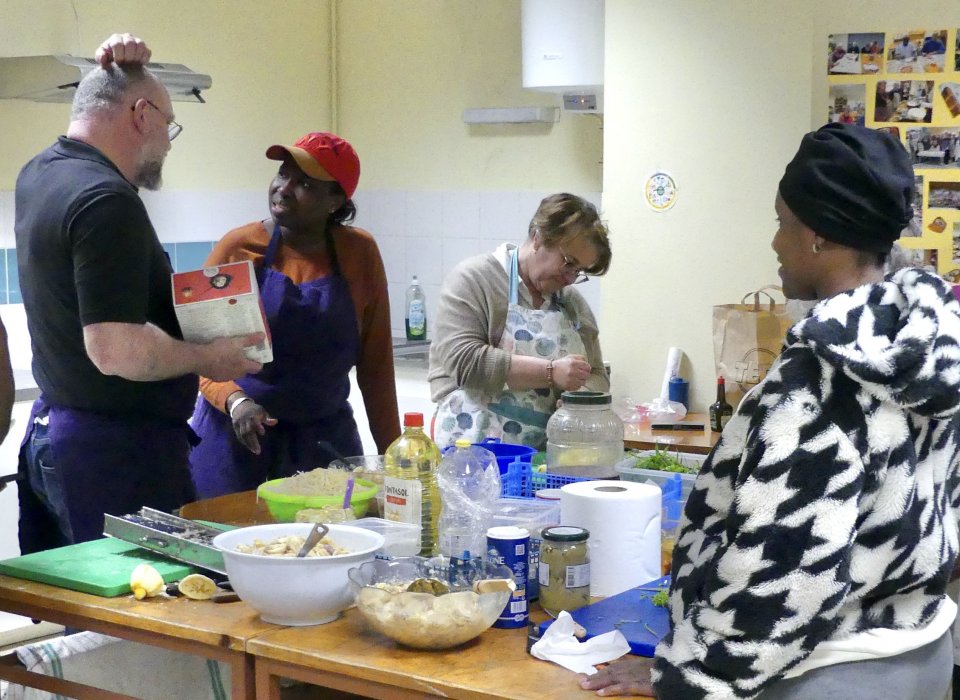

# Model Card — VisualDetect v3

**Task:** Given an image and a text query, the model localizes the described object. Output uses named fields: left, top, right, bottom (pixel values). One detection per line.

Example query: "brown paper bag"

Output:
left=712, top=286, right=793, bottom=408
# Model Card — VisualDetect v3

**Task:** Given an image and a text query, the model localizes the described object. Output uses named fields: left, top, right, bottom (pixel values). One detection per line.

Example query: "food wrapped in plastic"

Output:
left=348, top=556, right=514, bottom=649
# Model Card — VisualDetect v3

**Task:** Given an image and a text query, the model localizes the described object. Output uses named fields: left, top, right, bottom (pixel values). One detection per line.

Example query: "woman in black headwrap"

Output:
left=580, top=123, right=960, bottom=699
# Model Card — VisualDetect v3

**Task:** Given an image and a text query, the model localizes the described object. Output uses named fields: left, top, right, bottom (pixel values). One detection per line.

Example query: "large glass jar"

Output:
left=538, top=526, right=590, bottom=617
left=546, top=391, right=624, bottom=472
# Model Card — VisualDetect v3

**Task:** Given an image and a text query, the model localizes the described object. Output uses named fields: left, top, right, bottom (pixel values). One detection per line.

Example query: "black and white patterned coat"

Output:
left=653, top=269, right=960, bottom=699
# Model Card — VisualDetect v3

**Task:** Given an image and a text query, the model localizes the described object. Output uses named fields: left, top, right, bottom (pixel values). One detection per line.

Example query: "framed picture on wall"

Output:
left=888, top=30, right=946, bottom=74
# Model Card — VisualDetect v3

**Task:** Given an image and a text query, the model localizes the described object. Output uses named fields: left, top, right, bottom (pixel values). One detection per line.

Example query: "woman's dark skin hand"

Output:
left=578, top=656, right=655, bottom=696
left=231, top=399, right=278, bottom=454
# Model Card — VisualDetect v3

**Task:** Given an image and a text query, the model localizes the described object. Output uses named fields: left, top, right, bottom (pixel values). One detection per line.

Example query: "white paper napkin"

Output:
left=530, top=611, right=631, bottom=676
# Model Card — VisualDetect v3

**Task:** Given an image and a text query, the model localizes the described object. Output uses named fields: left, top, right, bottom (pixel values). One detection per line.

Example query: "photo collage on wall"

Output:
left=828, top=29, right=960, bottom=277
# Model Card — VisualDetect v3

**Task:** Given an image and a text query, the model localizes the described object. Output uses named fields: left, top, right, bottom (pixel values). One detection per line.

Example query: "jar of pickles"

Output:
left=538, top=526, right=590, bottom=617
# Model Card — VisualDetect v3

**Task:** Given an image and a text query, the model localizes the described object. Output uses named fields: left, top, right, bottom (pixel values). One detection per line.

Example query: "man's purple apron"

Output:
left=17, top=399, right=196, bottom=554
left=188, top=224, right=362, bottom=499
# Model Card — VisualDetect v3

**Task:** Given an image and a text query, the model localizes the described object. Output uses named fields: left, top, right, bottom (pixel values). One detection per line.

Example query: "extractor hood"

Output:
left=0, top=55, right=212, bottom=103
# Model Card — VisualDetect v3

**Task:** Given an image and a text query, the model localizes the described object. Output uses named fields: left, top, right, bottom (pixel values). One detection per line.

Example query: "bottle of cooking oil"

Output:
left=383, top=412, right=442, bottom=555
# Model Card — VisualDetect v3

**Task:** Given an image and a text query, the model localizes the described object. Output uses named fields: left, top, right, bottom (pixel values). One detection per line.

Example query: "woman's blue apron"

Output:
left=188, top=224, right=362, bottom=498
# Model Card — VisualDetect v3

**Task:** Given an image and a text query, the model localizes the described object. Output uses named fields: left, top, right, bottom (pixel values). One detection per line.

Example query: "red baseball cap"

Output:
left=265, top=132, right=361, bottom=199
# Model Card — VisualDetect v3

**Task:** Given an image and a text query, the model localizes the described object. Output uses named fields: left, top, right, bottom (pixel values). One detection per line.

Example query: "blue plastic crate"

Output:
left=500, top=459, right=590, bottom=498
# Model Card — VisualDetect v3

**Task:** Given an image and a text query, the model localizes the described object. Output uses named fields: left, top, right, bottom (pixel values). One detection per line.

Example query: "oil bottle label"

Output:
left=383, top=476, right=423, bottom=527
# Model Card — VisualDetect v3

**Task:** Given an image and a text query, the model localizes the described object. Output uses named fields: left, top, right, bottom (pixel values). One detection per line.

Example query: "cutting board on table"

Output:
left=0, top=537, right=197, bottom=597
left=538, top=576, right=671, bottom=657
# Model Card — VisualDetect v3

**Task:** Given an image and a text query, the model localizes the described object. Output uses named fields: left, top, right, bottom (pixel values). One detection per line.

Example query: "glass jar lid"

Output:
left=560, top=391, right=612, bottom=406
left=541, top=525, right=590, bottom=542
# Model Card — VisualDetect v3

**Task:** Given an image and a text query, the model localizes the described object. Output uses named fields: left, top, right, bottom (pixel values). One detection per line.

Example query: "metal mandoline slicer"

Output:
left=103, top=507, right=227, bottom=575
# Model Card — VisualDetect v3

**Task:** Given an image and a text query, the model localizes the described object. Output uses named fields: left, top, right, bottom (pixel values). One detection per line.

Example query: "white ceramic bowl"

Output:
left=213, top=523, right=384, bottom=625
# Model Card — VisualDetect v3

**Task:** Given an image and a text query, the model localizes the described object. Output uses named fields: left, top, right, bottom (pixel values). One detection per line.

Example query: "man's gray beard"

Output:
left=133, top=159, right=163, bottom=190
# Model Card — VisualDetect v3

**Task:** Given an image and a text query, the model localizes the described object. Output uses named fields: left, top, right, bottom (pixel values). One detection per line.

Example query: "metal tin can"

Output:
left=487, top=525, right=529, bottom=628
left=538, top=526, right=590, bottom=617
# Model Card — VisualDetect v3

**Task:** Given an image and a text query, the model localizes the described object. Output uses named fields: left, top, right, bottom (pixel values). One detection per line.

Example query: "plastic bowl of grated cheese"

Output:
left=257, top=468, right=379, bottom=521
left=348, top=556, right=515, bottom=649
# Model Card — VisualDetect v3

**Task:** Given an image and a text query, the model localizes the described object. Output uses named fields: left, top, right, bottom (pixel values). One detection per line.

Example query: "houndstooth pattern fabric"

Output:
left=653, top=268, right=960, bottom=699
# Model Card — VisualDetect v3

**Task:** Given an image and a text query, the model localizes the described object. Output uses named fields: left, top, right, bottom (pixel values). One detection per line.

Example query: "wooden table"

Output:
left=623, top=412, right=720, bottom=455
left=0, top=573, right=281, bottom=700
left=249, top=610, right=606, bottom=700
left=0, top=490, right=653, bottom=699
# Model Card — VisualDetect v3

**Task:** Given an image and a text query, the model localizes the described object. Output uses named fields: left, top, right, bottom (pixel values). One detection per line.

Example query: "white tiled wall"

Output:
left=351, top=189, right=603, bottom=337
left=0, top=187, right=603, bottom=342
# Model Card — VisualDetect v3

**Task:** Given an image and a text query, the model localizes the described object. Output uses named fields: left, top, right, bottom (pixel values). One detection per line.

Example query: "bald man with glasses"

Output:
left=13, top=34, right=262, bottom=554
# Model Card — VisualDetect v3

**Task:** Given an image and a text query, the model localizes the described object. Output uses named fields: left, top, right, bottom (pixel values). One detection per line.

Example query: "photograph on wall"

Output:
left=902, top=175, right=925, bottom=237
left=876, top=126, right=901, bottom=138
left=929, top=181, right=960, bottom=210
left=828, top=33, right=884, bottom=74
left=941, top=82, right=960, bottom=120
left=953, top=222, right=960, bottom=264
left=828, top=83, right=866, bottom=125
left=887, top=31, right=946, bottom=74
left=898, top=246, right=939, bottom=270
left=956, top=30, right=960, bottom=71
left=874, top=80, right=933, bottom=123
left=906, top=127, right=960, bottom=168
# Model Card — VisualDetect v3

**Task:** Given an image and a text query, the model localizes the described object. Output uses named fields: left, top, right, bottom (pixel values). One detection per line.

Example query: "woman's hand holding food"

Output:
left=229, top=394, right=278, bottom=454
left=551, top=354, right=592, bottom=391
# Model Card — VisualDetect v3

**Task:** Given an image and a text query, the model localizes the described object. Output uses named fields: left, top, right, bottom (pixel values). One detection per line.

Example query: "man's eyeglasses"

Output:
left=134, top=99, right=183, bottom=141
left=558, top=245, right=590, bottom=284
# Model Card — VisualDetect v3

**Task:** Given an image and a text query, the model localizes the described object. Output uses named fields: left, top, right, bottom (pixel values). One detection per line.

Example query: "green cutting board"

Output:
left=0, top=537, right=197, bottom=597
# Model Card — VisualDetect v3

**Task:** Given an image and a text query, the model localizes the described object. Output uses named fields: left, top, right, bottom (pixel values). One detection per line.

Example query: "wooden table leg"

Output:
left=255, top=657, right=284, bottom=700
left=231, top=651, right=257, bottom=700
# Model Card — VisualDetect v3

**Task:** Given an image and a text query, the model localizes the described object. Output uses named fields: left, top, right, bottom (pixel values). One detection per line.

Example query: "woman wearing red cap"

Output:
left=187, top=132, right=400, bottom=497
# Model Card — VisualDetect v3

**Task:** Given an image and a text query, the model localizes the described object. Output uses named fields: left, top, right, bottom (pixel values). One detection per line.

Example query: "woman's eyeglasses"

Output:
left=558, top=245, right=590, bottom=284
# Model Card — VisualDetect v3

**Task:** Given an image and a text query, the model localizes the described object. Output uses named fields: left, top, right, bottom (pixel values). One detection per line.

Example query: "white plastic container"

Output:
left=614, top=451, right=706, bottom=504
left=350, top=517, right=422, bottom=558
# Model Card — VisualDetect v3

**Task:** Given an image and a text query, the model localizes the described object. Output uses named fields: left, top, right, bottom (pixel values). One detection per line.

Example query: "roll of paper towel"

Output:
left=660, top=347, right=683, bottom=400
left=560, top=481, right=661, bottom=597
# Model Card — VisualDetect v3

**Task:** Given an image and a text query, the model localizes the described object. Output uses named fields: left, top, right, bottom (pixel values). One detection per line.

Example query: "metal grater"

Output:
left=103, top=507, right=226, bottom=575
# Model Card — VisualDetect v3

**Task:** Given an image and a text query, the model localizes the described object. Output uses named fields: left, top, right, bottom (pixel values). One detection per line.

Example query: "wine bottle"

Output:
left=709, top=376, right=733, bottom=433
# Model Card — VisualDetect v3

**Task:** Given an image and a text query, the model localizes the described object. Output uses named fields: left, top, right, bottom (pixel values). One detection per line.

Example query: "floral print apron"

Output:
left=434, top=249, right=586, bottom=450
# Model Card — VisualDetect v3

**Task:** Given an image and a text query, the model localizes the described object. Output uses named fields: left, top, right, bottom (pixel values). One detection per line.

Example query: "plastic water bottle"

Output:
left=405, top=275, right=427, bottom=340
left=384, top=412, right=442, bottom=555
left=437, top=440, right=501, bottom=561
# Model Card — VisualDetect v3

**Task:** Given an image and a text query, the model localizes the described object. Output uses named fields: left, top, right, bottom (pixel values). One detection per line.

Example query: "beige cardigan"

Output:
left=427, top=247, right=608, bottom=403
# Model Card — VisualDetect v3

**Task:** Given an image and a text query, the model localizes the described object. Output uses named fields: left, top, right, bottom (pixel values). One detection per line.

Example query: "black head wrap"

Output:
left=778, top=123, right=914, bottom=252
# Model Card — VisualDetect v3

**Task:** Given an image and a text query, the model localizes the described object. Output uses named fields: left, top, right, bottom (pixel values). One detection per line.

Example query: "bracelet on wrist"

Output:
left=228, top=395, right=252, bottom=418
left=546, top=359, right=554, bottom=387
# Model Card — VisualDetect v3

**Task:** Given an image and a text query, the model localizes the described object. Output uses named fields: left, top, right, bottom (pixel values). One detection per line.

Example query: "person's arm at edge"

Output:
left=0, top=318, right=14, bottom=442
left=353, top=235, right=401, bottom=453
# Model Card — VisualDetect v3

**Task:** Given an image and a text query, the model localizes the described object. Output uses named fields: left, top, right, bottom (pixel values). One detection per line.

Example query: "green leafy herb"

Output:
left=651, top=589, right=670, bottom=607
left=631, top=447, right=696, bottom=474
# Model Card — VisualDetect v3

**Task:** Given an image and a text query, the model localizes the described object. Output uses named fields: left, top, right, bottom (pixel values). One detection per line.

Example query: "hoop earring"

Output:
left=812, top=242, right=822, bottom=254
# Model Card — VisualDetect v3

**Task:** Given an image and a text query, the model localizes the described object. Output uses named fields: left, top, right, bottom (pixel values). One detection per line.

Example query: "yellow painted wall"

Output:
left=601, top=0, right=960, bottom=413
left=0, top=0, right=333, bottom=190
left=0, top=0, right=601, bottom=194
left=334, top=0, right=602, bottom=191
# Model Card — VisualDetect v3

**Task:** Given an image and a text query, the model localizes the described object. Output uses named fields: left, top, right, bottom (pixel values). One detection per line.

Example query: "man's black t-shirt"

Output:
left=15, top=137, right=198, bottom=421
